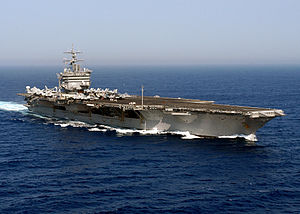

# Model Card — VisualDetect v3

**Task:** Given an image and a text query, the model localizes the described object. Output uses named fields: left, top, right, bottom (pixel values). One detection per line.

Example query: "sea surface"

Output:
left=0, top=65, right=300, bottom=213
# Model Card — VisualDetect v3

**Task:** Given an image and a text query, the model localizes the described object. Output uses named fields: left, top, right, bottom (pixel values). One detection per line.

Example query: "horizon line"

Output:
left=0, top=63, right=300, bottom=67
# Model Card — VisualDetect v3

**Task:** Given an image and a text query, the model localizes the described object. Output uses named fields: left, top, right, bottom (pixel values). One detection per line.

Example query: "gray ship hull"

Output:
left=28, top=101, right=273, bottom=140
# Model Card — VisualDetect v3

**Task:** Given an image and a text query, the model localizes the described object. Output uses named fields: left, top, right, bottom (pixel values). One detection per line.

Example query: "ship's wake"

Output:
left=0, top=101, right=28, bottom=112
left=52, top=120, right=202, bottom=140
left=1, top=101, right=256, bottom=141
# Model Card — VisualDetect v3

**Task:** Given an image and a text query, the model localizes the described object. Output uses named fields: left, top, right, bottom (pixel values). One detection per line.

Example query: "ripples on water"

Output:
left=0, top=66, right=300, bottom=213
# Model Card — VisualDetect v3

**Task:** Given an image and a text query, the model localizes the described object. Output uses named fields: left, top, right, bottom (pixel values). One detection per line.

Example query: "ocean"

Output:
left=0, top=65, right=299, bottom=213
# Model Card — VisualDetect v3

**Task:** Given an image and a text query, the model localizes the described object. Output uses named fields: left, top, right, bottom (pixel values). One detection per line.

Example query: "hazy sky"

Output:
left=1, top=0, right=299, bottom=65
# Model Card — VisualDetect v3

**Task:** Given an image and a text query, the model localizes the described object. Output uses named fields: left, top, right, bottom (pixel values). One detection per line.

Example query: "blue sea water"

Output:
left=0, top=65, right=300, bottom=213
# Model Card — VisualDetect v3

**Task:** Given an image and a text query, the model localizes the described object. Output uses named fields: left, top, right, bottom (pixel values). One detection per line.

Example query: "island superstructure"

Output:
left=18, top=46, right=285, bottom=141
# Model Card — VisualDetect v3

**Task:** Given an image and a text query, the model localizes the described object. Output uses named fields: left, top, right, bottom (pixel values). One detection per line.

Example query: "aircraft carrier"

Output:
left=18, top=46, right=285, bottom=141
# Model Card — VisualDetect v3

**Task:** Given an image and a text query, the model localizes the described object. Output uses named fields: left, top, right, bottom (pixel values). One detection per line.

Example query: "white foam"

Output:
left=98, top=126, right=202, bottom=140
left=138, top=129, right=161, bottom=135
left=88, top=127, right=107, bottom=132
left=54, top=123, right=69, bottom=128
left=54, top=120, right=94, bottom=128
left=114, top=128, right=136, bottom=135
left=218, top=133, right=257, bottom=142
left=177, top=132, right=202, bottom=140
left=160, top=130, right=201, bottom=139
left=0, top=101, right=28, bottom=112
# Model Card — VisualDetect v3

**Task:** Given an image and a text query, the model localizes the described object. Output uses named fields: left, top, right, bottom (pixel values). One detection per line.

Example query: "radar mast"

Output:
left=63, top=44, right=84, bottom=72
left=57, top=45, right=92, bottom=92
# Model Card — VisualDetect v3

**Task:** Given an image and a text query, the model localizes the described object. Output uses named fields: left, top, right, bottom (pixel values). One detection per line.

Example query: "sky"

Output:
left=0, top=0, right=299, bottom=66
